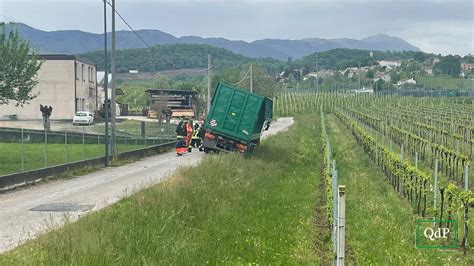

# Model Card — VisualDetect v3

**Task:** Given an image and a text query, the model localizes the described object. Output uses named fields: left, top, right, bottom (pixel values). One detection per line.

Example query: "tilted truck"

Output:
left=202, top=82, right=272, bottom=153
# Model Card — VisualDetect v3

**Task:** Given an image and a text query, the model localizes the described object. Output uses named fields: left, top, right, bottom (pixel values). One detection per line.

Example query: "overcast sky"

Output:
left=0, top=0, right=472, bottom=55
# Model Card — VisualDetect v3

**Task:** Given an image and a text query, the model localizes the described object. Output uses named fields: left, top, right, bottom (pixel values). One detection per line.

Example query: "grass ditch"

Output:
left=326, top=113, right=472, bottom=264
left=0, top=115, right=331, bottom=264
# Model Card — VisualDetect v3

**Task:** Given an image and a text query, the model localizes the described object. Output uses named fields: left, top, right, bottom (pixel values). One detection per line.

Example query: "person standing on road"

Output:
left=176, top=121, right=187, bottom=140
left=191, top=123, right=201, bottom=149
left=186, top=120, right=193, bottom=152
left=197, top=121, right=206, bottom=152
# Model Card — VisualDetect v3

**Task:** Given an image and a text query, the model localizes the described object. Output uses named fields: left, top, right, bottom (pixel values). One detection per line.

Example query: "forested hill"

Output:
left=7, top=22, right=420, bottom=60
left=78, top=43, right=283, bottom=74
left=292, top=49, right=434, bottom=70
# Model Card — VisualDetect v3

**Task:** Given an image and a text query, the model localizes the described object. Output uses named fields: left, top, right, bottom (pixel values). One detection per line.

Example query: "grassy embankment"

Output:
left=326, top=114, right=472, bottom=264
left=0, top=115, right=332, bottom=264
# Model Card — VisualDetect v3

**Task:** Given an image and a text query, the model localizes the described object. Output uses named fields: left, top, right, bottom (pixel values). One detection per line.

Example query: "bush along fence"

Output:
left=320, top=110, right=346, bottom=265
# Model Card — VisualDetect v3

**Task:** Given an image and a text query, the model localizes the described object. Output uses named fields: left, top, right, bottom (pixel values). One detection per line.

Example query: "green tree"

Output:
left=390, top=71, right=401, bottom=84
left=373, top=78, right=385, bottom=92
left=414, top=52, right=426, bottom=62
left=433, top=55, right=461, bottom=77
left=0, top=23, right=42, bottom=105
left=366, top=70, right=375, bottom=79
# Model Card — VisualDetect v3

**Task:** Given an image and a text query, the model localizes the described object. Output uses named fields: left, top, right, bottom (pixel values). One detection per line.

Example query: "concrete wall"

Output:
left=0, top=59, right=97, bottom=120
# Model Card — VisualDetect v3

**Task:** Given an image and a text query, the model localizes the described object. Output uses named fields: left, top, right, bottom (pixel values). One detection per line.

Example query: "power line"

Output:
left=234, top=66, right=251, bottom=85
left=106, top=1, right=210, bottom=74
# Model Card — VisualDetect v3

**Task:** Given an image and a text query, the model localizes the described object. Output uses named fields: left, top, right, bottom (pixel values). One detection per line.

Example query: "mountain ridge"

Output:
left=4, top=22, right=420, bottom=60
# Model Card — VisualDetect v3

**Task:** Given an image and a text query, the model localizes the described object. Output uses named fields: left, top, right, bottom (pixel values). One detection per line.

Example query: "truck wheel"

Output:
left=203, top=147, right=210, bottom=154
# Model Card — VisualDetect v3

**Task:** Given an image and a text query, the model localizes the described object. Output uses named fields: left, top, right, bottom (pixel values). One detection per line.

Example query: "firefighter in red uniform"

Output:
left=185, top=120, right=193, bottom=152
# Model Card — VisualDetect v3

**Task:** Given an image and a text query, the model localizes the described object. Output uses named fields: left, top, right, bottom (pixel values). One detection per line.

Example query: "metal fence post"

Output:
left=82, top=127, right=85, bottom=160
left=21, top=127, right=24, bottom=172
left=97, top=130, right=100, bottom=157
left=337, top=185, right=346, bottom=266
left=44, top=128, right=48, bottom=167
left=65, top=131, right=68, bottom=163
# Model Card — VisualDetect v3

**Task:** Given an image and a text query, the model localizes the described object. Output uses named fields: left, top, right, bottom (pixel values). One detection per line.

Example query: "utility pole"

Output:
left=207, top=54, right=211, bottom=114
left=103, top=0, right=109, bottom=166
left=250, top=64, right=253, bottom=92
left=110, top=0, right=117, bottom=155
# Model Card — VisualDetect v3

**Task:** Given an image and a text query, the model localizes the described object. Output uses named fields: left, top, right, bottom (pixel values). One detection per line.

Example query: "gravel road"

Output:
left=0, top=117, right=293, bottom=253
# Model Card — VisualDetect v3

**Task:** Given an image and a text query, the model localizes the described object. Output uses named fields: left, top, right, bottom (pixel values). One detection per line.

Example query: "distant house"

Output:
left=96, top=71, right=121, bottom=117
left=378, top=60, right=401, bottom=71
left=397, top=78, right=417, bottom=86
left=424, top=67, right=433, bottom=75
left=375, top=74, right=391, bottom=83
left=0, top=54, right=97, bottom=120
left=461, top=63, right=474, bottom=72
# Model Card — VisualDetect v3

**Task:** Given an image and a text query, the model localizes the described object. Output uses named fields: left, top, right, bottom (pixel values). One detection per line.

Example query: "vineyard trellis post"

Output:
left=415, top=151, right=418, bottom=169
left=326, top=142, right=331, bottom=174
left=332, top=168, right=338, bottom=264
left=464, top=164, right=469, bottom=249
left=434, top=159, right=438, bottom=211
left=337, top=185, right=346, bottom=266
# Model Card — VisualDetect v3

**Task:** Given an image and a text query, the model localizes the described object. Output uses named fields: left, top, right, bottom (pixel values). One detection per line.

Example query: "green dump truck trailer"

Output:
left=203, top=82, right=272, bottom=153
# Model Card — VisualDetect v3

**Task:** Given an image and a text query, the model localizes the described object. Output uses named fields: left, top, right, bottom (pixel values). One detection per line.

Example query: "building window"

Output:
left=82, top=64, right=85, bottom=81
left=76, top=63, right=79, bottom=80
left=89, top=87, right=94, bottom=98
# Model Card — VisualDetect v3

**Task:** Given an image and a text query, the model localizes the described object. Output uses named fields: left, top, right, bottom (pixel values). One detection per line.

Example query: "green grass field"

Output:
left=0, top=142, right=147, bottom=176
left=0, top=115, right=329, bottom=264
left=415, top=74, right=473, bottom=90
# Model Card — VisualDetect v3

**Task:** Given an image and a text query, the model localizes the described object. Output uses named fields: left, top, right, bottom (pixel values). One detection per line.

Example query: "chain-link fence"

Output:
left=0, top=120, right=175, bottom=176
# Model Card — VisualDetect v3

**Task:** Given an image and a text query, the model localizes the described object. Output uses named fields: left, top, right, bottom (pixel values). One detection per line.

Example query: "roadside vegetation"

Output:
left=0, top=115, right=332, bottom=264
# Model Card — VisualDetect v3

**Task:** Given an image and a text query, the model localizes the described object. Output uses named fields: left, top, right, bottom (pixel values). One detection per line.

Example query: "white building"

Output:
left=97, top=71, right=121, bottom=117
left=378, top=60, right=401, bottom=70
left=0, top=54, right=97, bottom=120
left=397, top=78, right=417, bottom=86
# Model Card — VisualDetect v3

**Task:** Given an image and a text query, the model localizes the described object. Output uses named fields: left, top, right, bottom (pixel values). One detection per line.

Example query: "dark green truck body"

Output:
left=203, top=82, right=272, bottom=153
